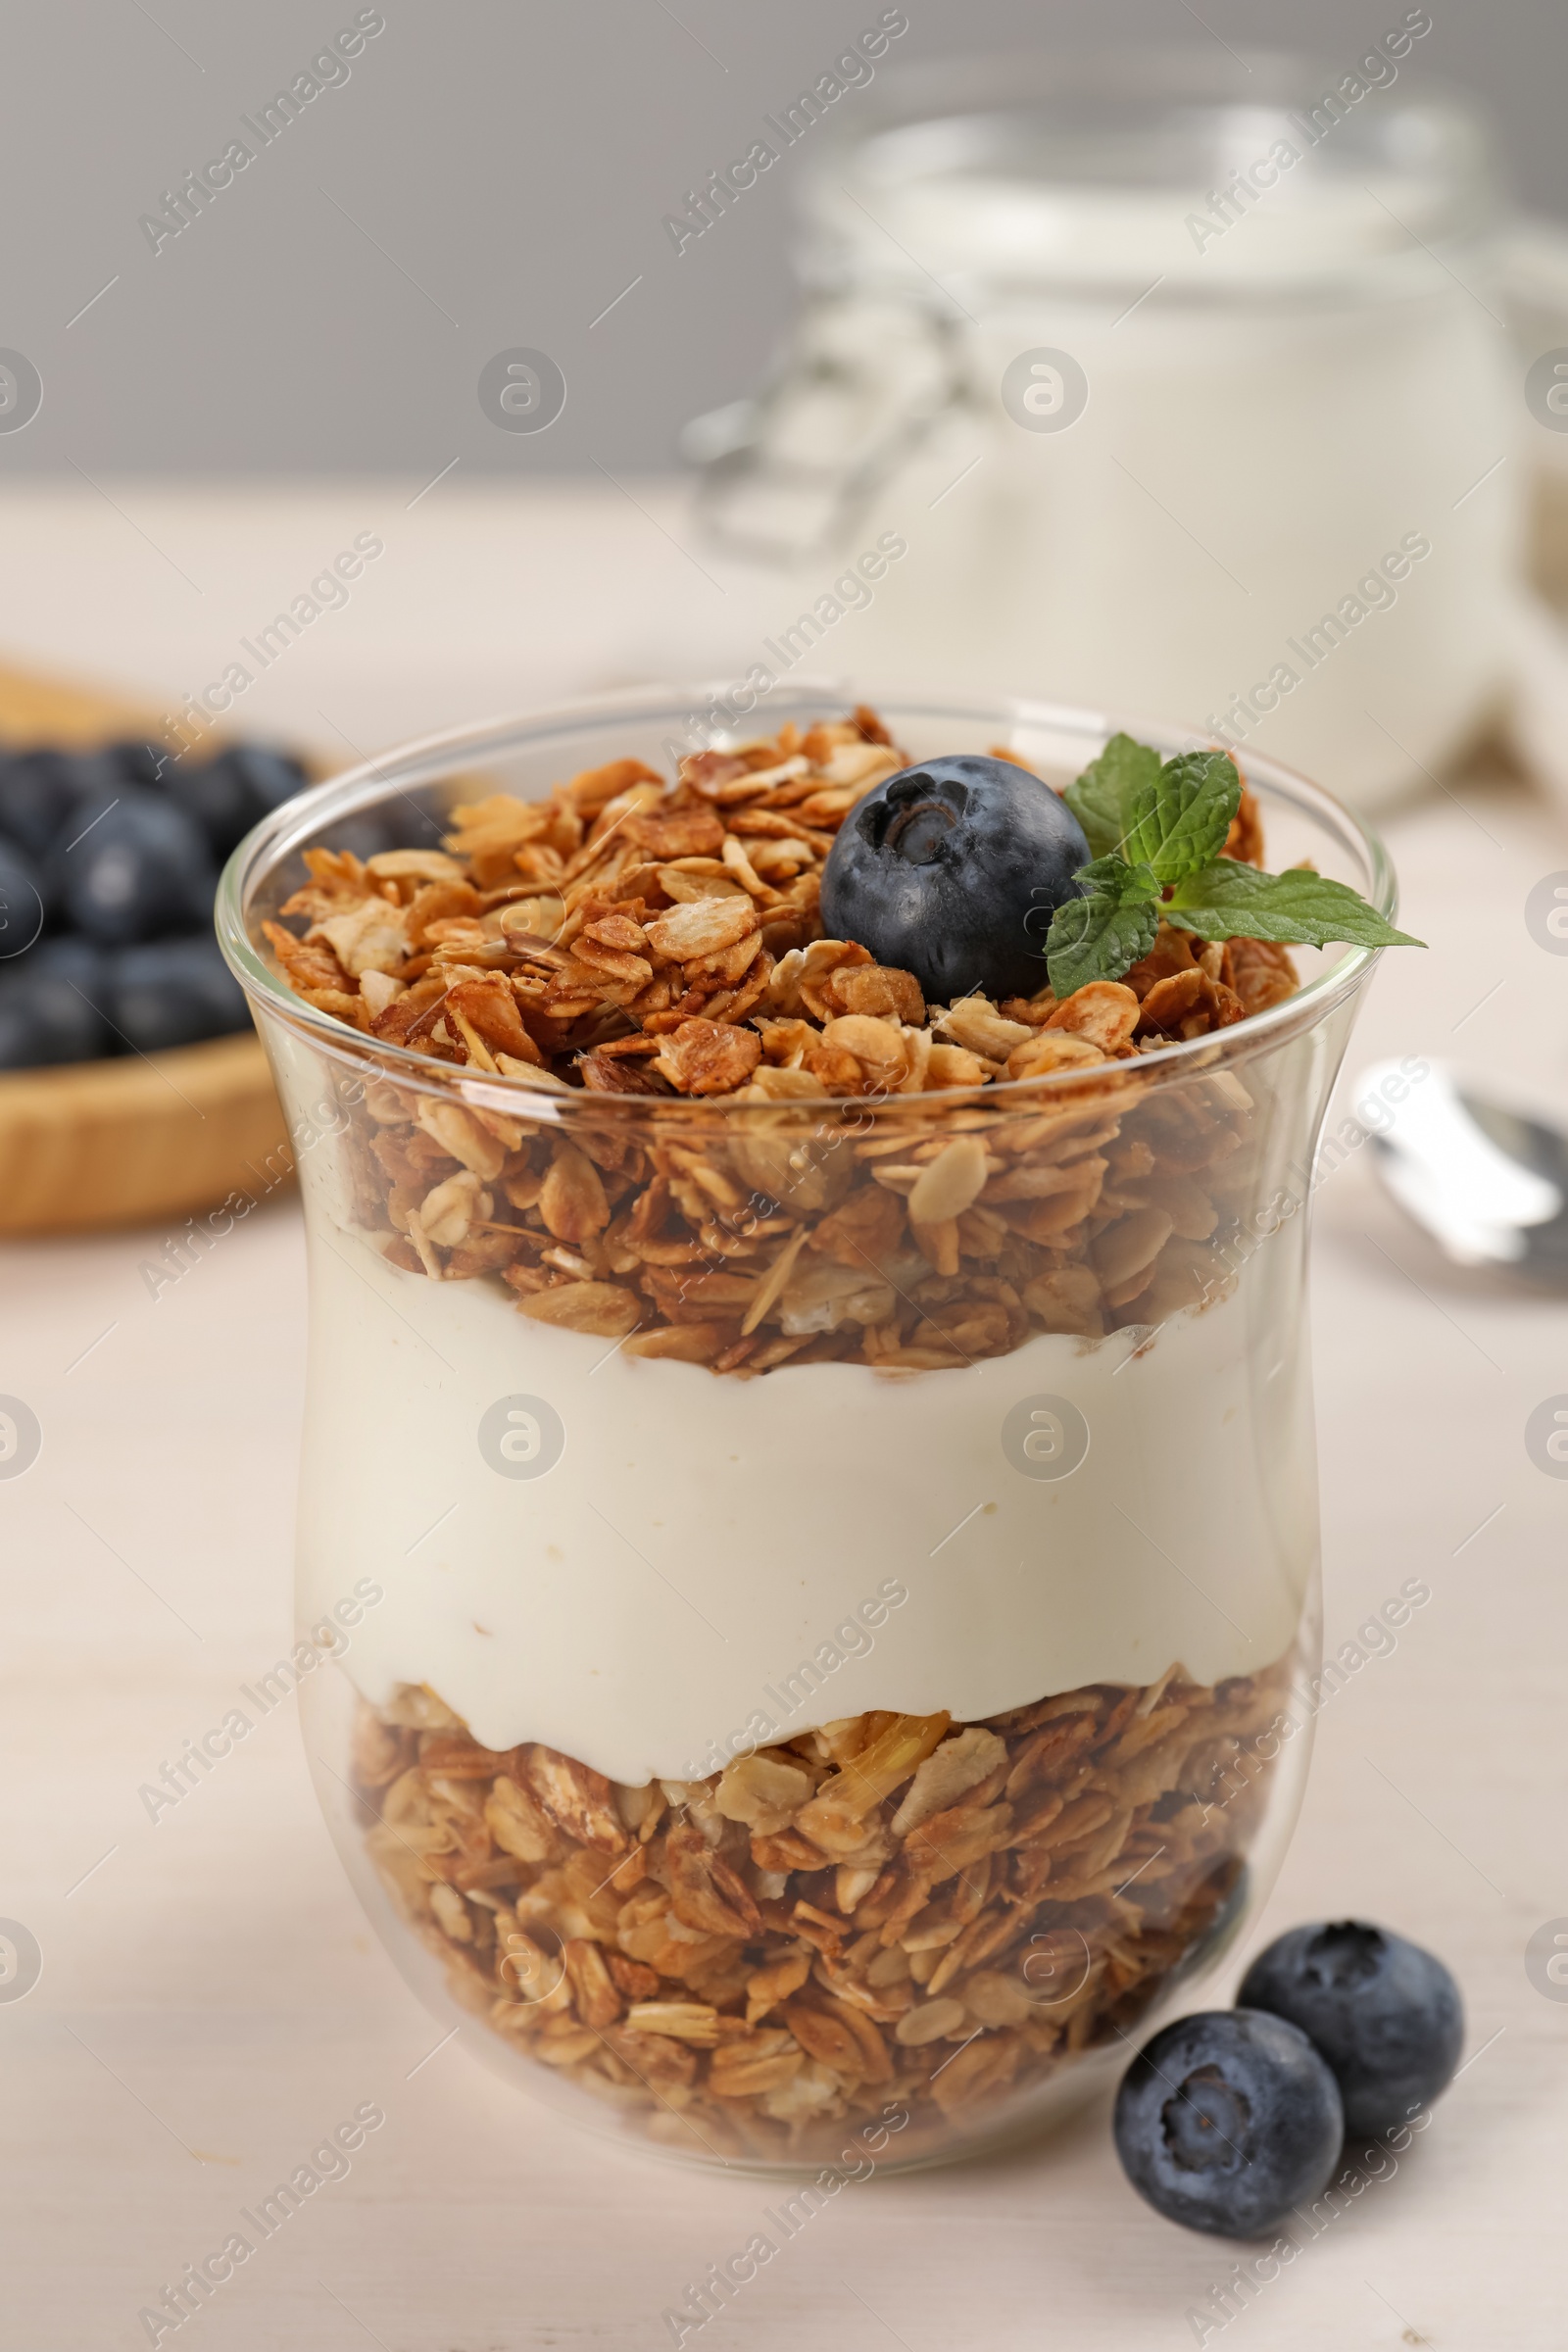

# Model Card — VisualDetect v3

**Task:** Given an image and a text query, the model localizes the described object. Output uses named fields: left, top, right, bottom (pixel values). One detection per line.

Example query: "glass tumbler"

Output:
left=218, top=684, right=1394, bottom=2174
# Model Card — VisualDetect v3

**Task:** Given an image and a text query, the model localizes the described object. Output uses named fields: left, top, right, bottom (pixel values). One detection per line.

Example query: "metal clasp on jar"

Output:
left=682, top=290, right=971, bottom=565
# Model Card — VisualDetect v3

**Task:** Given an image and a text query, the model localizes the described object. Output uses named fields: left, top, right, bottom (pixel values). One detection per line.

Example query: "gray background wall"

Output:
left=2, top=0, right=1563, bottom=476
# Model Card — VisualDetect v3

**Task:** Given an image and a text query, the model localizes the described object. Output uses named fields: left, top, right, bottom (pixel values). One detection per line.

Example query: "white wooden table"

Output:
left=3, top=483, right=1568, bottom=2350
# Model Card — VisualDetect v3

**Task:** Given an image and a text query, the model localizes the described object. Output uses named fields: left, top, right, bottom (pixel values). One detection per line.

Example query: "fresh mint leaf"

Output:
left=1064, top=733, right=1161, bottom=859
left=1044, top=855, right=1162, bottom=997
left=1123, top=752, right=1242, bottom=884
left=1051, top=740, right=1423, bottom=996
left=1165, top=860, right=1424, bottom=950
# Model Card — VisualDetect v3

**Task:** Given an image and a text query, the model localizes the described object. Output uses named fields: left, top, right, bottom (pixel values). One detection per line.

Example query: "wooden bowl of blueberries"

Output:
left=0, top=662, right=310, bottom=1235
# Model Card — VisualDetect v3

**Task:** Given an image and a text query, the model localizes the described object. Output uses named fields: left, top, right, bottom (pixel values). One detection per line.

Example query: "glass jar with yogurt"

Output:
left=219, top=684, right=1393, bottom=2173
left=688, top=50, right=1525, bottom=810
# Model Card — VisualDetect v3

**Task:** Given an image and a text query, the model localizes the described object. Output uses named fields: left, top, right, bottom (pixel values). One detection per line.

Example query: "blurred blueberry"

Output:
left=162, top=757, right=270, bottom=862
left=105, top=934, right=250, bottom=1054
left=52, top=787, right=215, bottom=946
left=0, top=937, right=112, bottom=1068
left=370, top=798, right=448, bottom=852
left=203, top=743, right=311, bottom=819
left=322, top=813, right=400, bottom=861
left=0, top=749, right=120, bottom=859
left=312, top=799, right=447, bottom=863
left=107, top=737, right=174, bottom=788
left=0, top=832, right=48, bottom=956
left=155, top=742, right=315, bottom=863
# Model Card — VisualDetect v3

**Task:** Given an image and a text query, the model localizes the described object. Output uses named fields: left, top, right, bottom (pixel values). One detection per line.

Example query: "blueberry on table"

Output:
left=818, top=754, right=1091, bottom=1004
left=0, top=937, right=111, bottom=1068
left=105, top=933, right=250, bottom=1054
left=51, top=786, right=215, bottom=946
left=1114, top=2010, right=1343, bottom=2237
left=1237, top=1920, right=1463, bottom=2137
left=0, top=831, right=48, bottom=956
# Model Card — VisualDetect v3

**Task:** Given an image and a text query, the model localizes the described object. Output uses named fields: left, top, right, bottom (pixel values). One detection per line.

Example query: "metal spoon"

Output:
left=1358, top=1058, right=1568, bottom=1279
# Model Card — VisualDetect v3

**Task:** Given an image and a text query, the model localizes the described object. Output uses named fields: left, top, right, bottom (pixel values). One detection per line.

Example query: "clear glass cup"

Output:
left=218, top=683, right=1393, bottom=2174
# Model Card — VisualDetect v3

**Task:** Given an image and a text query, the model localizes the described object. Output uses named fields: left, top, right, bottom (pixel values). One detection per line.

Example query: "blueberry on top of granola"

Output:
left=263, top=708, right=1418, bottom=1101
left=819, top=752, right=1091, bottom=1004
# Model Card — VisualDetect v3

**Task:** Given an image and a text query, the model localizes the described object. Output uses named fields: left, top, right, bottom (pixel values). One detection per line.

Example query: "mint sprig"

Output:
left=1166, top=860, right=1422, bottom=950
left=1044, top=856, right=1162, bottom=999
left=1064, top=733, right=1161, bottom=858
left=1122, top=751, right=1241, bottom=881
left=1044, top=735, right=1422, bottom=996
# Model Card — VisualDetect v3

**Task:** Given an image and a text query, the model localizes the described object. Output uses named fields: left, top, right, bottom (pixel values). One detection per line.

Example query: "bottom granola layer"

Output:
left=352, top=1657, right=1293, bottom=2164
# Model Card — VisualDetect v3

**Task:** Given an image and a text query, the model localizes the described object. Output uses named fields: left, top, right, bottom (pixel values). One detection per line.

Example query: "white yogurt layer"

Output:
left=296, top=1196, right=1317, bottom=1788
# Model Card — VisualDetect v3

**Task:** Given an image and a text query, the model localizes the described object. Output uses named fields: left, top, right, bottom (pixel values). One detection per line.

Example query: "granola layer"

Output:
left=262, top=709, right=1291, bottom=1101
left=268, top=709, right=1299, bottom=1376
left=352, top=1656, right=1293, bottom=2165
left=316, top=1017, right=1275, bottom=1376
